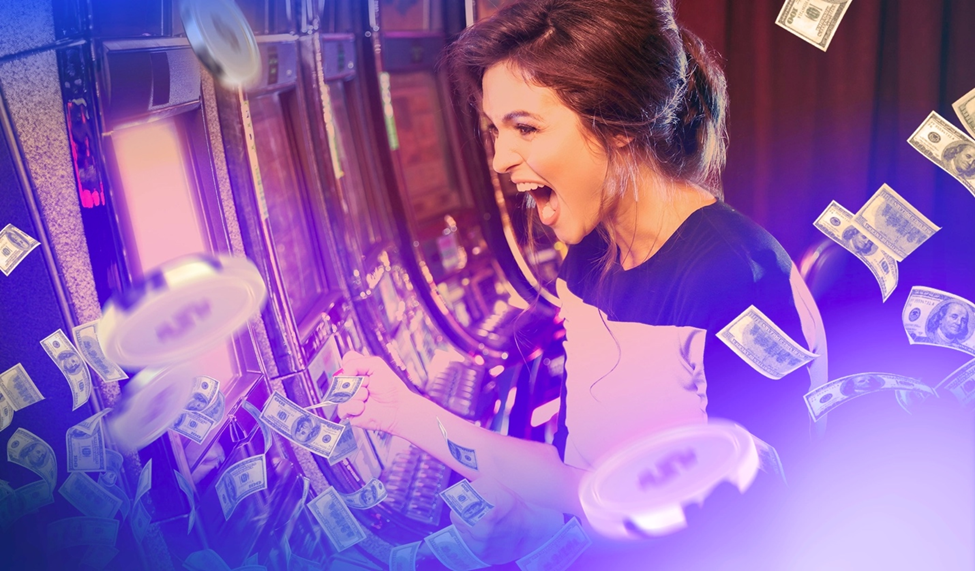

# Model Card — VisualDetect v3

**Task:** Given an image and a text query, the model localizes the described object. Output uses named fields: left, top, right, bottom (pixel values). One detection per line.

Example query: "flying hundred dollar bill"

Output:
left=953, top=87, right=975, bottom=139
left=851, top=184, right=939, bottom=262
left=814, top=201, right=898, bottom=301
left=73, top=320, right=127, bottom=382
left=306, top=487, right=367, bottom=553
left=215, top=454, right=266, bottom=520
left=438, top=417, right=479, bottom=471
left=40, top=329, right=91, bottom=411
left=717, top=305, right=819, bottom=379
left=804, top=373, right=935, bottom=421
left=516, top=517, right=592, bottom=571
left=426, top=524, right=489, bottom=571
left=7, top=427, right=57, bottom=490
left=935, top=359, right=975, bottom=409
left=389, top=541, right=421, bottom=571
left=66, top=409, right=111, bottom=473
left=775, top=0, right=852, bottom=52
left=440, top=479, right=494, bottom=528
left=58, top=472, right=122, bottom=519
left=340, top=478, right=387, bottom=510
left=902, top=286, right=975, bottom=356
left=0, top=223, right=40, bottom=276
left=260, top=392, right=345, bottom=459
left=908, top=111, right=975, bottom=198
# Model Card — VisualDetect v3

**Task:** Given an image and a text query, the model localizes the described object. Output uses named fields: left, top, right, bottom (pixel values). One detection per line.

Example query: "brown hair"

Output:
left=445, top=0, right=729, bottom=276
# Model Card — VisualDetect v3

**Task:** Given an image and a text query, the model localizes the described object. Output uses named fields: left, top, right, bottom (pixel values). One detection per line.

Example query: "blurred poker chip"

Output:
left=180, top=0, right=261, bottom=89
left=98, top=254, right=266, bottom=369
left=107, top=363, right=197, bottom=452
left=579, top=420, right=760, bottom=539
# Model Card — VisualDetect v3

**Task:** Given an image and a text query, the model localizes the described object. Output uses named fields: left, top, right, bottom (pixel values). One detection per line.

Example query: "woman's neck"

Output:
left=609, top=171, right=717, bottom=271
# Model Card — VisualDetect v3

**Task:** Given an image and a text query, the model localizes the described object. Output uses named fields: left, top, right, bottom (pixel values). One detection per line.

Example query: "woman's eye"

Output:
left=516, top=124, right=537, bottom=136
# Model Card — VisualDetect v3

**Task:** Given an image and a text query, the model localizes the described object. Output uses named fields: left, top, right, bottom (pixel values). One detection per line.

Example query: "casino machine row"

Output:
left=0, top=0, right=567, bottom=569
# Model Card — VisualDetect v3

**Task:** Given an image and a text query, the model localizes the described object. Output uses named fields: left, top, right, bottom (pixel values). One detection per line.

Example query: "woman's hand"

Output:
left=335, top=351, right=418, bottom=436
left=451, top=476, right=565, bottom=565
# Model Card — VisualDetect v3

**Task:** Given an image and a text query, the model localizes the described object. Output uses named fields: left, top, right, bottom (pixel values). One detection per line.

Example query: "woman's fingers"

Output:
left=336, top=399, right=365, bottom=419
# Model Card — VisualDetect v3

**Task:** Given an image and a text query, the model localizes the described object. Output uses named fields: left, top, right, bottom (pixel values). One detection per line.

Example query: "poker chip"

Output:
left=99, top=254, right=267, bottom=368
left=106, top=363, right=197, bottom=452
left=179, top=0, right=261, bottom=88
left=579, top=420, right=760, bottom=539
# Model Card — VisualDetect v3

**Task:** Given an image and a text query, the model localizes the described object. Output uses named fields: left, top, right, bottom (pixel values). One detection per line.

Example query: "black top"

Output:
left=554, top=201, right=818, bottom=471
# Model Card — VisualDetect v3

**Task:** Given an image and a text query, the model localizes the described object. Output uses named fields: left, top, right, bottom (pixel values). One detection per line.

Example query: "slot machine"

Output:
left=368, top=0, right=568, bottom=443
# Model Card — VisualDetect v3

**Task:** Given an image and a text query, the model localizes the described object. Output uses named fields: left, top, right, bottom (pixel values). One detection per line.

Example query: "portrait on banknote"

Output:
left=913, top=301, right=973, bottom=347
left=185, top=393, right=210, bottom=412
left=839, top=375, right=885, bottom=397
left=57, top=351, right=85, bottom=376
left=18, top=440, right=51, bottom=470
left=943, top=140, right=975, bottom=181
left=292, top=415, right=320, bottom=444
left=841, top=226, right=878, bottom=256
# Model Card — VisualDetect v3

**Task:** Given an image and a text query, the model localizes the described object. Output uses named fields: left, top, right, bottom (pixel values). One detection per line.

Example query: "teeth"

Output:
left=516, top=182, right=542, bottom=192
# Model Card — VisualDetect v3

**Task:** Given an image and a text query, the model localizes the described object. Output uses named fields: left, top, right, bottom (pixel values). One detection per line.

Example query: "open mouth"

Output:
left=516, top=182, right=559, bottom=226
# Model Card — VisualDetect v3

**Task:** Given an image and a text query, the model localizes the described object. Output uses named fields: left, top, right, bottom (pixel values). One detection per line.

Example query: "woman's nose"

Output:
left=492, top=136, right=521, bottom=174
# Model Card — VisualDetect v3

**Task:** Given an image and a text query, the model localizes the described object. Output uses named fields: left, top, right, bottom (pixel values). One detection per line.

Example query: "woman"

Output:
left=339, top=0, right=826, bottom=566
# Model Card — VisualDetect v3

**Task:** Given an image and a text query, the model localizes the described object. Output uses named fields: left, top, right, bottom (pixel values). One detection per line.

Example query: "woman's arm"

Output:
left=336, top=352, right=588, bottom=517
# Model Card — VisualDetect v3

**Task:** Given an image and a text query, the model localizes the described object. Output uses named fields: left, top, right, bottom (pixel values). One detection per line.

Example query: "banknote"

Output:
left=183, top=549, right=233, bottom=571
left=261, top=392, right=345, bottom=458
left=752, top=435, right=787, bottom=484
left=240, top=400, right=272, bottom=451
left=717, top=305, right=819, bottom=379
left=814, top=201, right=898, bottom=301
left=136, top=458, right=152, bottom=504
left=201, top=389, right=226, bottom=424
left=0, top=391, right=11, bottom=432
left=438, top=418, right=479, bottom=471
left=130, top=499, right=150, bottom=544
left=58, top=472, right=122, bottom=519
left=908, top=111, right=975, bottom=197
left=936, top=359, right=975, bottom=409
left=0, top=223, right=40, bottom=276
left=440, top=479, right=494, bottom=528
left=7, top=427, right=57, bottom=490
left=174, top=469, right=198, bottom=534
left=0, top=363, right=44, bottom=410
left=516, top=517, right=592, bottom=571
left=340, top=478, right=387, bottom=510
left=804, top=373, right=935, bottom=422
left=0, top=480, right=12, bottom=500
left=321, top=375, right=364, bottom=404
left=425, top=525, right=489, bottom=571
left=216, top=454, right=267, bottom=520
left=40, top=329, right=91, bottom=411
left=0, top=480, right=53, bottom=528
left=67, top=411, right=110, bottom=472
left=895, top=387, right=935, bottom=415
left=80, top=545, right=119, bottom=569
left=850, top=184, right=939, bottom=262
left=389, top=541, right=420, bottom=571
left=72, top=321, right=127, bottom=382
left=47, top=516, right=119, bottom=549
left=185, top=376, right=219, bottom=411
left=775, top=0, right=852, bottom=52
left=307, top=487, right=367, bottom=552
left=172, top=411, right=216, bottom=444
left=97, top=449, right=124, bottom=488
left=902, top=287, right=975, bottom=356
left=327, top=420, right=359, bottom=465
left=952, top=87, right=975, bottom=139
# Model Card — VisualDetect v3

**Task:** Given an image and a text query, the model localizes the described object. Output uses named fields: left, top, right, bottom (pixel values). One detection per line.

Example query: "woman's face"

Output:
left=481, top=62, right=609, bottom=245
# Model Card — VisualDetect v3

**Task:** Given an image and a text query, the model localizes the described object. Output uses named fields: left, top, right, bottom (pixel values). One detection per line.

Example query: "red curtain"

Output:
left=678, top=0, right=975, bottom=290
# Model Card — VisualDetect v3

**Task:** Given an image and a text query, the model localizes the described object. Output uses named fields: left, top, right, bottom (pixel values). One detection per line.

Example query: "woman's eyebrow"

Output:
left=502, top=110, right=543, bottom=123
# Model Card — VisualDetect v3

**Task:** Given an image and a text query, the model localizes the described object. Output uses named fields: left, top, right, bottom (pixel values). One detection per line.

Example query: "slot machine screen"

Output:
left=325, top=80, right=392, bottom=252
left=307, top=333, right=343, bottom=402
left=112, top=119, right=236, bottom=385
left=249, top=92, right=330, bottom=326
